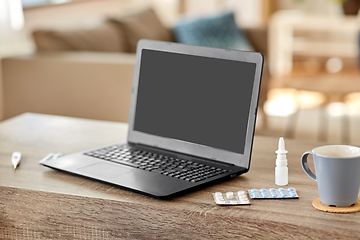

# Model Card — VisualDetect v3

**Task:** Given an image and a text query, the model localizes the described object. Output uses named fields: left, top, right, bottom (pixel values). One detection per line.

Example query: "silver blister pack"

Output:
left=212, top=190, right=251, bottom=205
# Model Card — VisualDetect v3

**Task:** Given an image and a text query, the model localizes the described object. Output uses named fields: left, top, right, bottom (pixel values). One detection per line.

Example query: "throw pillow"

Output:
left=173, top=12, right=253, bottom=51
left=33, top=21, right=127, bottom=52
left=109, top=8, right=174, bottom=53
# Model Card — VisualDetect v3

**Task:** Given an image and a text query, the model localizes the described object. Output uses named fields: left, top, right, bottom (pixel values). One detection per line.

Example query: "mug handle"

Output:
left=301, top=151, right=317, bottom=181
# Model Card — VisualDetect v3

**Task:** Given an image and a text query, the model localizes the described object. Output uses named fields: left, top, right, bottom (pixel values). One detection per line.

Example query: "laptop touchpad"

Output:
left=78, top=163, right=133, bottom=178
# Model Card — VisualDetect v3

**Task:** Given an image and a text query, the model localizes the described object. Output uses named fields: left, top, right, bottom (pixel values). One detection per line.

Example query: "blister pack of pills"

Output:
left=248, top=187, right=298, bottom=199
left=212, top=191, right=251, bottom=205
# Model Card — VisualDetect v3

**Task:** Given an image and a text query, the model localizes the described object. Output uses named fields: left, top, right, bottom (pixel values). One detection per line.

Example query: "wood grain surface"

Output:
left=0, top=113, right=359, bottom=239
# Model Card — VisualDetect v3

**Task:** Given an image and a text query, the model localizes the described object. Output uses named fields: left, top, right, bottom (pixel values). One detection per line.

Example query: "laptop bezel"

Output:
left=127, top=39, right=263, bottom=169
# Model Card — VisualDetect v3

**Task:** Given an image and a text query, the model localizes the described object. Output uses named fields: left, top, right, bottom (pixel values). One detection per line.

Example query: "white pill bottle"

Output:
left=275, top=137, right=288, bottom=186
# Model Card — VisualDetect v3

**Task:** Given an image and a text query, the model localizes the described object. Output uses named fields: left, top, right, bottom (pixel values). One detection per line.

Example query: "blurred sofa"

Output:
left=1, top=8, right=269, bottom=123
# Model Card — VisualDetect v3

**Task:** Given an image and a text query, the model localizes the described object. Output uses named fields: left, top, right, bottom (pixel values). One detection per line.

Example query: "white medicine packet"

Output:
left=39, top=153, right=64, bottom=164
left=212, top=190, right=251, bottom=205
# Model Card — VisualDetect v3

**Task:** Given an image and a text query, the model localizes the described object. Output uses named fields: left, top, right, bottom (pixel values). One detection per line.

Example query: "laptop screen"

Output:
left=128, top=40, right=263, bottom=168
left=134, top=49, right=256, bottom=155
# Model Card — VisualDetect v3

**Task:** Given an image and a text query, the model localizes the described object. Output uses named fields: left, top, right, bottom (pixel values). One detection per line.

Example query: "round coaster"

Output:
left=312, top=198, right=360, bottom=213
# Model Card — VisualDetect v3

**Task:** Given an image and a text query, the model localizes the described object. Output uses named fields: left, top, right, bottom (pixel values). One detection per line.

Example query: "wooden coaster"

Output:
left=312, top=198, right=360, bottom=213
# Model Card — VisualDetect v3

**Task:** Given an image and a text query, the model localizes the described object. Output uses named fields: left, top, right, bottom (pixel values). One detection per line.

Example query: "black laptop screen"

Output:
left=133, top=49, right=256, bottom=154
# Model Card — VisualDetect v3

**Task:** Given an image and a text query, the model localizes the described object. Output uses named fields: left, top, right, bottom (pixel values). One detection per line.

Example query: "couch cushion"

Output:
left=33, top=21, right=127, bottom=52
left=173, top=12, right=253, bottom=51
left=109, top=8, right=174, bottom=53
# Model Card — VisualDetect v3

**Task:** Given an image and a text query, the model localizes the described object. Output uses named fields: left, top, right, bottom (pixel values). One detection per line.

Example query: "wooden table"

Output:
left=0, top=113, right=359, bottom=239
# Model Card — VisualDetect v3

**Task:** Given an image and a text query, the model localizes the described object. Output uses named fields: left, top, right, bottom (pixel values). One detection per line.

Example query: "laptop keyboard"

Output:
left=84, top=145, right=228, bottom=183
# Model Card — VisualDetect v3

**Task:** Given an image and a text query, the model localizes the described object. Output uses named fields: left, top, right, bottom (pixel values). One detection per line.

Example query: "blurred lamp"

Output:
left=0, top=0, right=25, bottom=57
left=326, top=57, right=343, bottom=73
left=0, top=0, right=24, bottom=32
left=8, top=0, right=25, bottom=31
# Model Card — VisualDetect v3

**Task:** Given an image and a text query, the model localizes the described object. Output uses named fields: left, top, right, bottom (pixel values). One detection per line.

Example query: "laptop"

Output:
left=42, top=39, right=264, bottom=198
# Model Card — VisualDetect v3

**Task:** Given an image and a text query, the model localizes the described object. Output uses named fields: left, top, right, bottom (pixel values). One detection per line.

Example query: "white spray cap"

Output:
left=275, top=137, right=288, bottom=155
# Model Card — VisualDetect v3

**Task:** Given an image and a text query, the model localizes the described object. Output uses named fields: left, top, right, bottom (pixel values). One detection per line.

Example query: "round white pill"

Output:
left=238, top=190, right=246, bottom=196
left=216, top=196, right=225, bottom=201
left=226, top=191, right=234, bottom=199
left=240, top=197, right=248, bottom=202
left=215, top=192, right=222, bottom=197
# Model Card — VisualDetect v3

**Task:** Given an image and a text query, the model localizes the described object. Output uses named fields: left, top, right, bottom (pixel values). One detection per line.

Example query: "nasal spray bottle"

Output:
left=275, top=137, right=288, bottom=186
